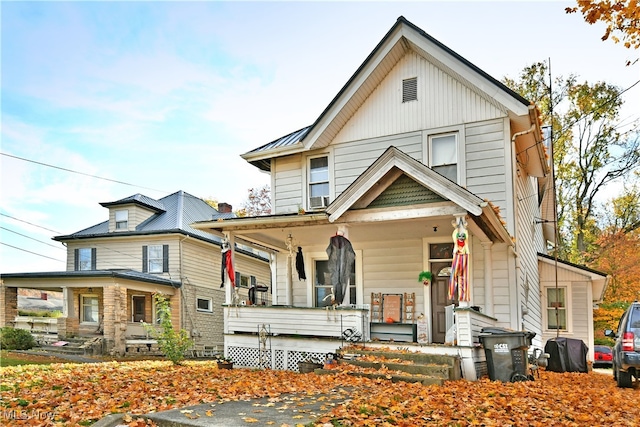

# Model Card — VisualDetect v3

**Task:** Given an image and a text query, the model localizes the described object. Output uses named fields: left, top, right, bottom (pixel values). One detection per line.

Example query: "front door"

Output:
left=431, top=262, right=458, bottom=343
left=133, top=296, right=146, bottom=322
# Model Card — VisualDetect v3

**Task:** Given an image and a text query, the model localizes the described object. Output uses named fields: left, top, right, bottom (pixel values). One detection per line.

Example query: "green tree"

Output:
left=504, top=62, right=640, bottom=262
left=144, top=294, right=193, bottom=365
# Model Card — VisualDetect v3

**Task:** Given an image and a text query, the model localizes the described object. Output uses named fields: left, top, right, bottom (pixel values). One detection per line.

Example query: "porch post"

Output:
left=0, top=281, right=17, bottom=327
left=285, top=234, right=293, bottom=305
left=223, top=232, right=235, bottom=305
left=481, top=242, right=494, bottom=317
left=103, top=284, right=127, bottom=356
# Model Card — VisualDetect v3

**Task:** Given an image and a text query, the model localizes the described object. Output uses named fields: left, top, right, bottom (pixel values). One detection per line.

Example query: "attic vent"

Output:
left=402, top=77, right=417, bottom=102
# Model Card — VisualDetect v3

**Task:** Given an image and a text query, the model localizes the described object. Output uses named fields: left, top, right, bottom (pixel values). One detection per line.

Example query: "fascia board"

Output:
left=241, top=142, right=305, bottom=163
left=328, top=149, right=483, bottom=222
left=304, top=30, right=406, bottom=150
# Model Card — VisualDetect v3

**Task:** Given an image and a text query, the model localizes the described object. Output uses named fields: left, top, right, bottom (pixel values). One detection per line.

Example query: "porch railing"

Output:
left=224, top=305, right=370, bottom=341
left=454, top=307, right=497, bottom=346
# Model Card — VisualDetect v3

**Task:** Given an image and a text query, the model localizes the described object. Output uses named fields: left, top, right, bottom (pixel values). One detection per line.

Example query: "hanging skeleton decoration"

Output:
left=449, top=217, right=471, bottom=302
left=326, top=233, right=355, bottom=306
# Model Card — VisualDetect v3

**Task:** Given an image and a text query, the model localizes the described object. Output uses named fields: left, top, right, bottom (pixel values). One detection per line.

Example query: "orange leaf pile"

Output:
left=1, top=359, right=638, bottom=426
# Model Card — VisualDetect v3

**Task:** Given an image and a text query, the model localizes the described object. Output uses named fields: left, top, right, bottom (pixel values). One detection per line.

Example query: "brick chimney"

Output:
left=218, top=202, right=232, bottom=213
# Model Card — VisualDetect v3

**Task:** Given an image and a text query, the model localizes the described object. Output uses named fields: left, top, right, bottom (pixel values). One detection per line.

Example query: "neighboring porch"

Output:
left=1, top=272, right=182, bottom=357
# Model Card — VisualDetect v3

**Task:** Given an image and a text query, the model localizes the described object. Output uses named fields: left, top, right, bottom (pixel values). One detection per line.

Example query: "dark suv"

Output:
left=605, top=302, right=640, bottom=388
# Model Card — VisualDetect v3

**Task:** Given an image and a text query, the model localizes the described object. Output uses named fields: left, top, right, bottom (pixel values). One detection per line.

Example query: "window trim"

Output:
left=196, top=296, right=213, bottom=313
left=543, top=284, right=572, bottom=332
left=74, top=247, right=96, bottom=271
left=306, top=249, right=363, bottom=307
left=423, top=126, right=465, bottom=185
left=115, top=209, right=129, bottom=230
left=304, top=152, right=333, bottom=211
left=80, top=294, right=99, bottom=325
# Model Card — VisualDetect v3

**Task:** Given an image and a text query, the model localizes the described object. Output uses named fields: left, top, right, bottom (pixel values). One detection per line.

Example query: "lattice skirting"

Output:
left=228, top=345, right=329, bottom=372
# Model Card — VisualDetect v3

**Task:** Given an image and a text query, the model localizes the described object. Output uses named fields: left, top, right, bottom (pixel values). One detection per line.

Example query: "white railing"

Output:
left=224, top=305, right=370, bottom=341
left=13, top=316, right=58, bottom=334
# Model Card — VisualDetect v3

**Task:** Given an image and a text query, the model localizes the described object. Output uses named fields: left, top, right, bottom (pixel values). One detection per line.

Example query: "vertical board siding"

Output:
left=333, top=52, right=505, bottom=145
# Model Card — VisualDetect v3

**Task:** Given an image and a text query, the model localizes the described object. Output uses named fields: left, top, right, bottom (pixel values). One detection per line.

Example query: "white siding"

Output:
left=465, top=119, right=508, bottom=217
left=332, top=51, right=506, bottom=144
left=272, top=155, right=303, bottom=214
left=333, top=132, right=423, bottom=195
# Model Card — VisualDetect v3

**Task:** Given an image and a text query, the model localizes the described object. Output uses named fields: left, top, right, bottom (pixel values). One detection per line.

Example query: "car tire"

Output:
left=613, top=363, right=618, bottom=380
left=616, top=369, right=633, bottom=388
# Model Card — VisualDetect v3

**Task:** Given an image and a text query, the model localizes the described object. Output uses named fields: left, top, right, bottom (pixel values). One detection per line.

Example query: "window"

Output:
left=314, top=260, right=355, bottom=307
left=196, top=297, right=213, bottom=313
left=132, top=296, right=146, bottom=322
left=402, top=77, right=417, bottom=102
left=74, top=248, right=96, bottom=271
left=234, top=272, right=255, bottom=288
left=81, top=295, right=99, bottom=324
left=142, top=245, right=168, bottom=273
left=546, top=287, right=567, bottom=330
left=429, top=133, right=458, bottom=182
left=115, top=210, right=128, bottom=230
left=309, top=156, right=330, bottom=209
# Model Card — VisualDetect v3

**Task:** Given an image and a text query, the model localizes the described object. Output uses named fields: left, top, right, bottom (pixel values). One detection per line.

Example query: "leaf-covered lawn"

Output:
left=1, top=360, right=638, bottom=426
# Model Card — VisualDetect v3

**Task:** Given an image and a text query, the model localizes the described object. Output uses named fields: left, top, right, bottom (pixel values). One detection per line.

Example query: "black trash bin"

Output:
left=479, top=327, right=536, bottom=382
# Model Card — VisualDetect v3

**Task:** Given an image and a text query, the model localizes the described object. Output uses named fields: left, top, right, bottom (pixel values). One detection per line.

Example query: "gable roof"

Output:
left=54, top=190, right=229, bottom=245
left=538, top=252, right=609, bottom=302
left=243, top=16, right=545, bottom=175
left=327, top=146, right=513, bottom=244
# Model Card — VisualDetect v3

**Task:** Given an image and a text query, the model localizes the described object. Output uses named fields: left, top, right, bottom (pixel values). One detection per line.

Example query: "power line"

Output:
left=0, top=152, right=167, bottom=193
left=0, top=226, right=65, bottom=250
left=1, top=213, right=62, bottom=234
left=0, top=242, right=65, bottom=262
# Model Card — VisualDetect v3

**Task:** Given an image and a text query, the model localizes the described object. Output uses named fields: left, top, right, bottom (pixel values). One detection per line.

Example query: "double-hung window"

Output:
left=81, top=295, right=99, bottom=324
left=75, top=248, right=96, bottom=271
left=115, top=210, right=128, bottom=230
left=308, top=156, right=330, bottom=209
left=546, top=287, right=567, bottom=330
left=314, top=259, right=355, bottom=307
left=143, top=244, right=169, bottom=273
left=429, top=133, right=458, bottom=182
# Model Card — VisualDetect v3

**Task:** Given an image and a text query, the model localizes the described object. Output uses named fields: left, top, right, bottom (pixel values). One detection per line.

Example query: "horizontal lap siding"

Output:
left=465, top=120, right=508, bottom=217
left=333, top=52, right=504, bottom=145
left=333, top=133, right=423, bottom=195
left=273, top=155, right=302, bottom=214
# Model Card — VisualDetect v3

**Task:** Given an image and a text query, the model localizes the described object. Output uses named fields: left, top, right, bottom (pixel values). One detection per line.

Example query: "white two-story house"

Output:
left=189, top=16, right=608, bottom=379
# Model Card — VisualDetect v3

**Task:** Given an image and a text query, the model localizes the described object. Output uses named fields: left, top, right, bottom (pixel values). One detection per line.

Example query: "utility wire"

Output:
left=0, top=242, right=65, bottom=262
left=0, top=152, right=167, bottom=194
left=0, top=226, right=65, bottom=249
left=1, top=213, right=62, bottom=234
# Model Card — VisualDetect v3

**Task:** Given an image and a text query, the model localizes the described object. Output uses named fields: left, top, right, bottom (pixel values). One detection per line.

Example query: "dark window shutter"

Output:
left=91, top=248, right=97, bottom=270
left=142, top=246, right=148, bottom=273
left=235, top=271, right=241, bottom=286
left=74, top=249, right=79, bottom=271
left=251, top=276, right=257, bottom=287
left=162, top=245, right=169, bottom=272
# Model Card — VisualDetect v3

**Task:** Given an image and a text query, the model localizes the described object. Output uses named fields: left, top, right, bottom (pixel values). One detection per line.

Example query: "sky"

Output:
left=1, top=0, right=639, bottom=274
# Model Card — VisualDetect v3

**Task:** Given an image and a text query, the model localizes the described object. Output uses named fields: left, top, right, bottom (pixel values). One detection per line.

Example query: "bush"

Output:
left=144, top=294, right=193, bottom=365
left=18, top=310, right=63, bottom=318
left=0, top=327, right=37, bottom=350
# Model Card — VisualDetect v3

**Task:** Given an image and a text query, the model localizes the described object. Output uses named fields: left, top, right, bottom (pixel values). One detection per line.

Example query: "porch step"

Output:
left=332, top=347, right=462, bottom=386
left=38, top=337, right=103, bottom=357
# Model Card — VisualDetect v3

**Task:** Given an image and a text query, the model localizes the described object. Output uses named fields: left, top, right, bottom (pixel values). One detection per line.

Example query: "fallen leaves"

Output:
left=1, top=359, right=638, bottom=426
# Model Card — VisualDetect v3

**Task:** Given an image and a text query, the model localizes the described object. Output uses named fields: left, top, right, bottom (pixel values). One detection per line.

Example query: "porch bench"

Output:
left=370, top=322, right=417, bottom=342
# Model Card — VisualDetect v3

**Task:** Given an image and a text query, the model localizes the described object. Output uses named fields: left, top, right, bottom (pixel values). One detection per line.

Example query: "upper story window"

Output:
left=143, top=244, right=168, bottom=273
left=429, top=133, right=458, bottom=182
left=309, top=156, right=330, bottom=209
left=402, top=77, right=418, bottom=102
left=115, top=210, right=129, bottom=230
left=74, top=248, right=96, bottom=271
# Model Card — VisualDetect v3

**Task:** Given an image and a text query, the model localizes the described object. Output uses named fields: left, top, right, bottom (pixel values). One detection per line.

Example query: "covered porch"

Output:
left=0, top=271, right=182, bottom=356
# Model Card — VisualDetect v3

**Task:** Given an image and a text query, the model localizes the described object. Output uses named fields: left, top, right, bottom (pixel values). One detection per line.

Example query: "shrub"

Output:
left=144, top=294, right=193, bottom=365
left=0, top=327, right=37, bottom=350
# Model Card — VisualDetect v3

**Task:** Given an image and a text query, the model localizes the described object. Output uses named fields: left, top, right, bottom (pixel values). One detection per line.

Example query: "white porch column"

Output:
left=482, top=241, right=494, bottom=317
left=62, top=286, right=75, bottom=317
left=285, top=234, right=293, bottom=306
left=224, top=232, right=235, bottom=305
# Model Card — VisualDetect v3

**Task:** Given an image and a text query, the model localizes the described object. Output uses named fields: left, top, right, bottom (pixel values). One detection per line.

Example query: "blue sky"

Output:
left=1, top=1, right=639, bottom=273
